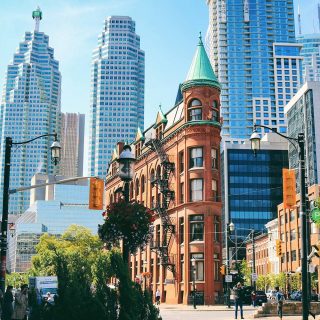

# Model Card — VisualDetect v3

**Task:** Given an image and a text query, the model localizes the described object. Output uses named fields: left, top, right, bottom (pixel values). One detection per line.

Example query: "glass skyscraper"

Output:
left=205, top=0, right=301, bottom=141
left=0, top=8, right=61, bottom=214
left=222, top=133, right=288, bottom=239
left=296, top=34, right=320, bottom=82
left=88, top=16, right=145, bottom=177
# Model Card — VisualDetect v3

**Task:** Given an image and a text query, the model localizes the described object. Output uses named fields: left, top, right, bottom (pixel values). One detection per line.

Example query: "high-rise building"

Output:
left=88, top=16, right=145, bottom=178
left=285, top=81, right=320, bottom=187
left=222, top=133, right=289, bottom=246
left=205, top=0, right=302, bottom=140
left=60, top=113, right=85, bottom=177
left=0, top=8, right=61, bottom=214
left=8, top=174, right=103, bottom=272
left=296, top=34, right=320, bottom=82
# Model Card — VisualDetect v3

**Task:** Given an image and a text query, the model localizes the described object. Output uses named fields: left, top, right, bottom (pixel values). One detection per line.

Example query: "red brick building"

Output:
left=105, top=36, right=223, bottom=304
left=278, top=184, right=320, bottom=292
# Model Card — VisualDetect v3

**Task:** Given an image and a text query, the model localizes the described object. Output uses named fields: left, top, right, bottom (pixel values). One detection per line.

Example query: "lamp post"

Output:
left=1, top=133, right=61, bottom=292
left=143, top=260, right=147, bottom=291
left=251, top=230, right=256, bottom=292
left=250, top=124, right=308, bottom=320
left=225, top=221, right=234, bottom=308
left=117, top=143, right=136, bottom=263
left=191, top=257, right=197, bottom=309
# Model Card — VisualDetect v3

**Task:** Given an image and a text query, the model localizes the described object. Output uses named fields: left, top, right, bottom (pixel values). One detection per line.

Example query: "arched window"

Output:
left=110, top=194, right=113, bottom=204
left=135, top=178, right=140, bottom=196
left=188, top=99, right=202, bottom=121
left=156, top=165, right=161, bottom=180
left=150, top=169, right=155, bottom=187
left=141, top=175, right=145, bottom=193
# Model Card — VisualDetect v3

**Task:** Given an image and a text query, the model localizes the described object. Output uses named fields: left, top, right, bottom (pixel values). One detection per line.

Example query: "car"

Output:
left=266, top=289, right=277, bottom=300
left=255, top=290, right=268, bottom=306
left=290, top=290, right=302, bottom=301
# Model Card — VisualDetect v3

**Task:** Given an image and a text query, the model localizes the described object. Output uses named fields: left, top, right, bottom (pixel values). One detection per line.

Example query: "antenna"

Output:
left=298, top=1, right=302, bottom=35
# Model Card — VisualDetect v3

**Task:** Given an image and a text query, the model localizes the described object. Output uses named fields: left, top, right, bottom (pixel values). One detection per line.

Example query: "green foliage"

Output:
left=98, top=201, right=154, bottom=253
left=256, top=275, right=271, bottom=291
left=6, top=272, right=29, bottom=288
left=30, top=225, right=161, bottom=320
left=239, top=260, right=252, bottom=286
left=290, top=273, right=302, bottom=291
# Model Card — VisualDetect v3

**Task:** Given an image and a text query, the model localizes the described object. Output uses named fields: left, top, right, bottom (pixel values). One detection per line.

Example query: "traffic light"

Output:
left=276, top=239, right=282, bottom=257
left=282, top=169, right=296, bottom=209
left=89, top=178, right=104, bottom=210
left=220, top=265, right=226, bottom=275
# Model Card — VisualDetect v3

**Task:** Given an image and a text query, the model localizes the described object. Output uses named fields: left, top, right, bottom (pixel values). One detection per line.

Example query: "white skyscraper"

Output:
left=0, top=8, right=61, bottom=214
left=60, top=113, right=85, bottom=177
left=88, top=16, right=145, bottom=177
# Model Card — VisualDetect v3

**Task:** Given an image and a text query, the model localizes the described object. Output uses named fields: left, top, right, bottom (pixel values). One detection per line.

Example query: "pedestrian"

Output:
left=233, top=282, right=244, bottom=320
left=155, top=288, right=161, bottom=305
left=2, top=285, right=13, bottom=320
left=12, top=284, right=28, bottom=320
left=251, top=290, right=257, bottom=307
left=275, top=286, right=284, bottom=319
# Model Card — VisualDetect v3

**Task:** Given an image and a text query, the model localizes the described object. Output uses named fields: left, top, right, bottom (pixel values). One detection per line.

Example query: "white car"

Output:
left=266, top=290, right=277, bottom=299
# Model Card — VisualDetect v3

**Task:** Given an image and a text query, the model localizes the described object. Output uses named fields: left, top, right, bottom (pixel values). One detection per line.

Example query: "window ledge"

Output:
left=189, top=167, right=204, bottom=171
left=189, top=240, right=204, bottom=244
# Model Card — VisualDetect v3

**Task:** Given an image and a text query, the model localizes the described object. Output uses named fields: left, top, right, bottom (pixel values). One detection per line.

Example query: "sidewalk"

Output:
left=159, top=303, right=256, bottom=311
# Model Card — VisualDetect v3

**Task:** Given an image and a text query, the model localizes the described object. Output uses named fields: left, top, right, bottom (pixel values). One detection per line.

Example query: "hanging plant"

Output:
left=98, top=200, right=155, bottom=253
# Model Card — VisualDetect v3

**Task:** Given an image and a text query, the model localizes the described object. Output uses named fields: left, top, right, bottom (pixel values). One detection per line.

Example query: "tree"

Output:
left=98, top=201, right=154, bottom=263
left=291, top=273, right=302, bottom=291
left=6, top=272, right=29, bottom=288
left=256, top=275, right=271, bottom=291
left=240, top=260, right=252, bottom=286
left=31, top=225, right=161, bottom=320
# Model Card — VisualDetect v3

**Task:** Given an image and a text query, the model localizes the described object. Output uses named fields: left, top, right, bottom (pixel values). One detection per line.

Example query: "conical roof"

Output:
left=181, top=33, right=220, bottom=92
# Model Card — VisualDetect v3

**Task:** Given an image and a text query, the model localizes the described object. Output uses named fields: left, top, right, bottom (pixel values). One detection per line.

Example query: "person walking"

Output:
left=275, top=286, right=284, bottom=319
left=233, top=282, right=244, bottom=319
left=251, top=290, right=257, bottom=307
left=12, top=284, right=28, bottom=320
left=2, top=285, right=13, bottom=320
left=155, top=288, right=161, bottom=305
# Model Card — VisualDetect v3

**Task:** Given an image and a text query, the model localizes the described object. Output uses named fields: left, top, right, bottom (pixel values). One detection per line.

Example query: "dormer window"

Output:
left=188, top=99, right=202, bottom=121
left=156, top=125, right=163, bottom=139
left=135, top=142, right=142, bottom=158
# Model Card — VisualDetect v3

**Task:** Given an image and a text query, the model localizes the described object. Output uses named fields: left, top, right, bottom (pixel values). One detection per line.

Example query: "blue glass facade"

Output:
left=0, top=15, right=61, bottom=214
left=88, top=16, right=145, bottom=178
left=222, top=146, right=288, bottom=239
left=206, top=0, right=298, bottom=141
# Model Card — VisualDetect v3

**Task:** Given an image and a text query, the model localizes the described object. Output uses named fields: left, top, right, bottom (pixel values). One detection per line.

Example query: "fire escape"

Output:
left=145, top=138, right=176, bottom=275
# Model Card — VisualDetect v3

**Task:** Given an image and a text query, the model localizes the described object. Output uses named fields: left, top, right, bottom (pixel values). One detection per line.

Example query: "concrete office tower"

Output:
left=285, top=81, right=320, bottom=186
left=88, top=16, right=145, bottom=177
left=0, top=7, right=61, bottom=214
left=60, top=113, right=85, bottom=177
left=297, top=34, right=320, bottom=82
left=206, top=0, right=302, bottom=141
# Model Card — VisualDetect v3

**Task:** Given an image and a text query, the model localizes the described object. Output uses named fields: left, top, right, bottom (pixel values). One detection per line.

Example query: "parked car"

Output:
left=266, top=289, right=277, bottom=300
left=290, top=290, right=302, bottom=301
left=255, top=290, right=268, bottom=306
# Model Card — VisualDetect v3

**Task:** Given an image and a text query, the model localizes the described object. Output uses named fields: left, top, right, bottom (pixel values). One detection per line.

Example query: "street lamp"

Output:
left=0, top=133, right=60, bottom=292
left=250, top=124, right=309, bottom=320
left=225, top=221, right=235, bottom=308
left=116, top=143, right=136, bottom=263
left=117, top=144, right=136, bottom=202
left=191, top=257, right=197, bottom=309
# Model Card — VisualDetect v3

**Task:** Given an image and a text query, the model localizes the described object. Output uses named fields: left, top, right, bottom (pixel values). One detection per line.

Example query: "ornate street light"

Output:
left=50, top=138, right=61, bottom=165
left=117, top=144, right=136, bottom=202
left=249, top=130, right=261, bottom=155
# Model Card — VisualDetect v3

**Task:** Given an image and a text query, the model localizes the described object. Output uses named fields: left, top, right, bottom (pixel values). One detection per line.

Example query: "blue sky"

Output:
left=0, top=0, right=318, bottom=172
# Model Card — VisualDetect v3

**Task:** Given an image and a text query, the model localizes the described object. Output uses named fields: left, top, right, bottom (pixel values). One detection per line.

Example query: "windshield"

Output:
left=40, top=288, right=57, bottom=295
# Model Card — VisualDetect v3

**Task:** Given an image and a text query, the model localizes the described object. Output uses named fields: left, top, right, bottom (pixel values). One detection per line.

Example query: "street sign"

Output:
left=311, top=208, right=320, bottom=223
left=225, top=275, right=233, bottom=283
left=251, top=273, right=258, bottom=281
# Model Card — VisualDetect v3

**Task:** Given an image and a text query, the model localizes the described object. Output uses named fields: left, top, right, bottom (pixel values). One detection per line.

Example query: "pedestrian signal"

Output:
left=276, top=239, right=282, bottom=257
left=89, top=178, right=104, bottom=210
left=283, top=169, right=296, bottom=209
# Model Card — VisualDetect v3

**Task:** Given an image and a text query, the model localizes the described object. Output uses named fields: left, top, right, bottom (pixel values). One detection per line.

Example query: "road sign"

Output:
left=251, top=273, right=258, bottom=281
left=225, top=275, right=233, bottom=283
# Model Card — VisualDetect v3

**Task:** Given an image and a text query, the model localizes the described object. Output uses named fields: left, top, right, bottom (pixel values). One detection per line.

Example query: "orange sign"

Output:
left=89, top=178, right=104, bottom=210
left=282, top=169, right=296, bottom=209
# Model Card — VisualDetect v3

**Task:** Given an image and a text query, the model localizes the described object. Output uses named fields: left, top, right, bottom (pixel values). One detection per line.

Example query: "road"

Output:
left=159, top=309, right=303, bottom=320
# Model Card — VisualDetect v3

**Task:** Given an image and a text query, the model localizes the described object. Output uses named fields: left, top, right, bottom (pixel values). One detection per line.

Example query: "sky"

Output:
left=0, top=0, right=318, bottom=173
